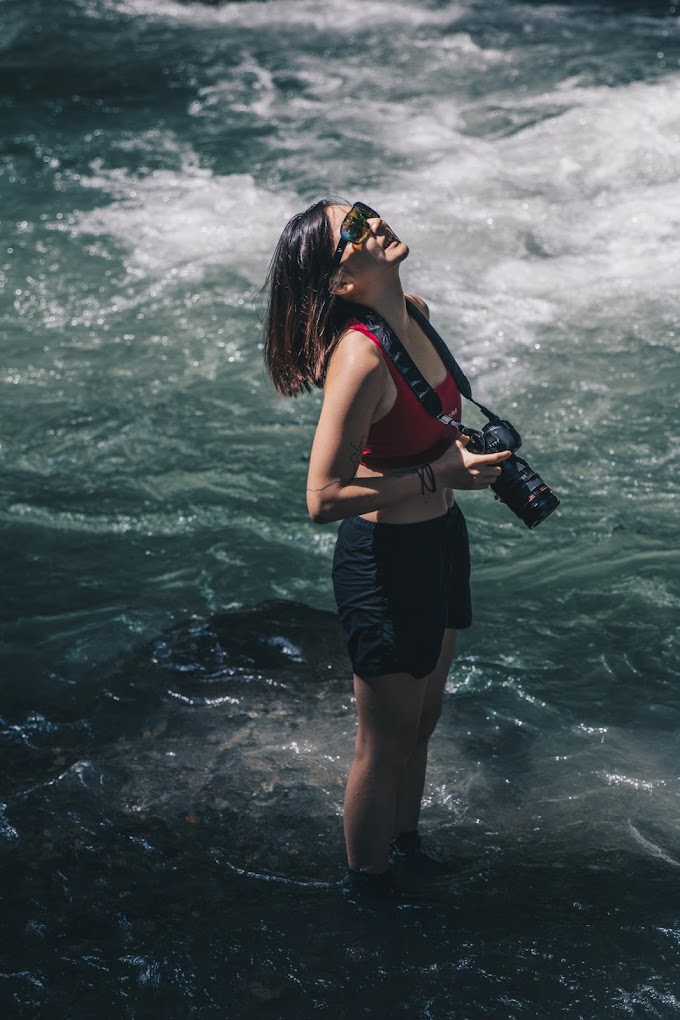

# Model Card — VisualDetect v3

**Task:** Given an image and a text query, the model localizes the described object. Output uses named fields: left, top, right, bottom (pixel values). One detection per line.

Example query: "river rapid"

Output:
left=1, top=0, right=680, bottom=1016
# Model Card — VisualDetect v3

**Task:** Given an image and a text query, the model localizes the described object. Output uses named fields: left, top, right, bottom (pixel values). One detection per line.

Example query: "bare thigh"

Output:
left=418, top=628, right=458, bottom=740
left=353, top=670, right=429, bottom=760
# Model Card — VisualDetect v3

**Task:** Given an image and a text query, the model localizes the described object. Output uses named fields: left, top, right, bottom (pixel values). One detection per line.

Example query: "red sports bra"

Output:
left=349, top=319, right=462, bottom=470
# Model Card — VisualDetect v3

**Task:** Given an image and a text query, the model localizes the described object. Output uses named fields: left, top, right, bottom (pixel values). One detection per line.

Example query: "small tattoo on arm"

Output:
left=347, top=435, right=366, bottom=480
left=306, top=479, right=339, bottom=494
left=306, top=435, right=366, bottom=493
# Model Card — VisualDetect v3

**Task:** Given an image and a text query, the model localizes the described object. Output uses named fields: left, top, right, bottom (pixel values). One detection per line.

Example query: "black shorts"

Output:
left=332, top=503, right=472, bottom=681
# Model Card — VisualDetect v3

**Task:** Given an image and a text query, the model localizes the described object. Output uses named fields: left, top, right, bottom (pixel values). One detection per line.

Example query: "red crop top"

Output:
left=349, top=319, right=462, bottom=470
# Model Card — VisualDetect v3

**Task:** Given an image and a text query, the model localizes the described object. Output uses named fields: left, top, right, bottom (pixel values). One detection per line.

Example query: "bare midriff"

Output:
left=355, top=461, right=455, bottom=525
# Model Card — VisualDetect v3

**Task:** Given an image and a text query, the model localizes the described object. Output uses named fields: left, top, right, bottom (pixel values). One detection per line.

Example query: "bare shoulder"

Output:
left=405, top=293, right=430, bottom=319
left=326, top=328, right=386, bottom=385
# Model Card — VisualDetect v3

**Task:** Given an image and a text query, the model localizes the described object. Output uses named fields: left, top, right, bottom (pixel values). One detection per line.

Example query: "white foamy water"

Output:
left=73, top=159, right=298, bottom=286
left=101, top=0, right=466, bottom=32
left=367, top=78, right=680, bottom=341
left=57, top=16, right=680, bottom=361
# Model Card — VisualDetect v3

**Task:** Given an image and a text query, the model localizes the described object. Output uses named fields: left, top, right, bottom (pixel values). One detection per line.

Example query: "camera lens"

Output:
left=492, top=455, right=560, bottom=528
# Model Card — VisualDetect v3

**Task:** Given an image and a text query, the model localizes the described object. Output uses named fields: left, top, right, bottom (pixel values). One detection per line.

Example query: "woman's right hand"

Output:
left=434, top=434, right=512, bottom=490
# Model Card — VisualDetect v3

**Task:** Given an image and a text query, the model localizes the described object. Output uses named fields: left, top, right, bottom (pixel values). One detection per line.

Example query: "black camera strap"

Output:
left=355, top=298, right=499, bottom=432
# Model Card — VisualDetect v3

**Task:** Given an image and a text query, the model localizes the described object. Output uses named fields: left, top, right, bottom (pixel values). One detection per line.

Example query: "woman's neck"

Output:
left=350, top=276, right=411, bottom=341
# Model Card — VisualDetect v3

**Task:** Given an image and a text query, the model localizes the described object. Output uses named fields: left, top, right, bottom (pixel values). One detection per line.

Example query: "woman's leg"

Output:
left=343, top=670, right=429, bottom=874
left=394, top=628, right=458, bottom=837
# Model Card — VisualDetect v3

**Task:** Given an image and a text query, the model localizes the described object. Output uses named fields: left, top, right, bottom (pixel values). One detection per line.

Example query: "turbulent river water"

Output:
left=2, top=0, right=680, bottom=1016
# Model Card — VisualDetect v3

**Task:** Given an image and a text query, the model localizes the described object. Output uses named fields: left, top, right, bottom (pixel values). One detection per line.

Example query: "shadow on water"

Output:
left=2, top=601, right=680, bottom=1017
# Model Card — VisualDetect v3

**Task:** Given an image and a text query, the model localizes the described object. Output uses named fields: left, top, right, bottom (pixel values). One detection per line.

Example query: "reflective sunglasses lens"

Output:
left=341, top=208, right=369, bottom=243
left=341, top=203, right=378, bottom=243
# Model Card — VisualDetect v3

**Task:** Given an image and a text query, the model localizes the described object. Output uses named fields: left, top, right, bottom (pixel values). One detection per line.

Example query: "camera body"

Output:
left=467, top=419, right=523, bottom=457
left=466, top=419, right=559, bottom=529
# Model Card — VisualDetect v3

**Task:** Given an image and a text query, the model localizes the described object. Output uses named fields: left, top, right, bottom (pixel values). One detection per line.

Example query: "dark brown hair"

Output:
left=263, top=198, right=352, bottom=396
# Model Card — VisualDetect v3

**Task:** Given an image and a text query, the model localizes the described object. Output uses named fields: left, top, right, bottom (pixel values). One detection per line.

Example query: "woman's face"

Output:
left=327, top=204, right=409, bottom=279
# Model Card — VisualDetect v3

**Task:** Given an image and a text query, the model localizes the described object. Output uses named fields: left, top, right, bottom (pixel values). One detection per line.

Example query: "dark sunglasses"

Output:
left=331, top=202, right=379, bottom=267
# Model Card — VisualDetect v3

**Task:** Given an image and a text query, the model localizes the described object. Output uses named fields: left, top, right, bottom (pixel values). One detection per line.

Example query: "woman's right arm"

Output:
left=305, top=332, right=510, bottom=524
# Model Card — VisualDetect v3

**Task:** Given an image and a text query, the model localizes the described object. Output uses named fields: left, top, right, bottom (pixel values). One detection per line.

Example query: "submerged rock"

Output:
left=122, top=599, right=348, bottom=689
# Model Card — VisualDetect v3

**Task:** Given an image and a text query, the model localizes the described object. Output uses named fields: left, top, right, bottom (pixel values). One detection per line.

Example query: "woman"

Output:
left=264, top=199, right=509, bottom=901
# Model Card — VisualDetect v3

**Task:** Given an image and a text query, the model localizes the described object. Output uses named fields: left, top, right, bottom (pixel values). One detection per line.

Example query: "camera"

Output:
left=465, top=419, right=560, bottom=529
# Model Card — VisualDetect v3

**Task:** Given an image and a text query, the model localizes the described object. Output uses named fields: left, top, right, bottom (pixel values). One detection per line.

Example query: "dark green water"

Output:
left=1, top=0, right=680, bottom=1016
